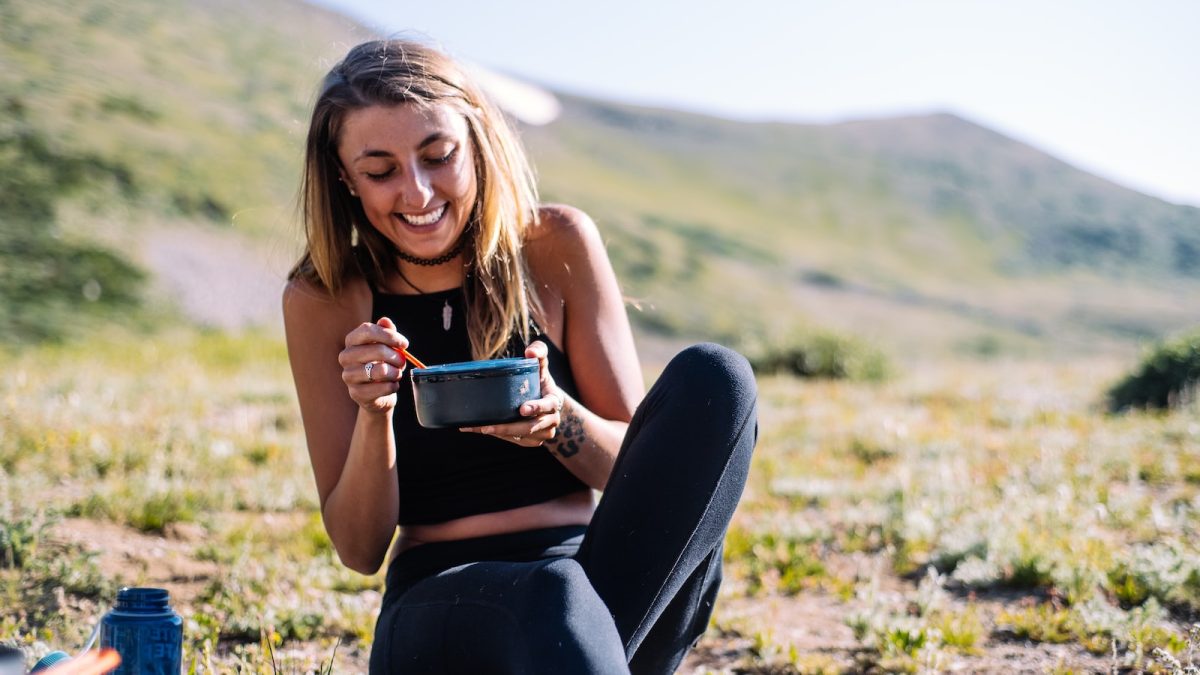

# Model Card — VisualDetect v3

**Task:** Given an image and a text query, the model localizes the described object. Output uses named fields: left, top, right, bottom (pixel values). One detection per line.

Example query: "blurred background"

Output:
left=3, top=0, right=1197, bottom=364
left=4, top=1, right=1200, bottom=672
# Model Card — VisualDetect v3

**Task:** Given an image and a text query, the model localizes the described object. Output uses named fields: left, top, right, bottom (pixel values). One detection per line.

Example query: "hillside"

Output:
left=523, top=96, right=1200, bottom=357
left=2, top=0, right=1198, bottom=359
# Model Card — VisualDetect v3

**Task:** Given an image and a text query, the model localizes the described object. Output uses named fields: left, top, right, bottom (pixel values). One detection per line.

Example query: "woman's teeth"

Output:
left=399, top=205, right=446, bottom=226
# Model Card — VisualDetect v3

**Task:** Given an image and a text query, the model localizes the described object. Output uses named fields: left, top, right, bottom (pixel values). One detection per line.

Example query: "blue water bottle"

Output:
left=100, top=587, right=183, bottom=674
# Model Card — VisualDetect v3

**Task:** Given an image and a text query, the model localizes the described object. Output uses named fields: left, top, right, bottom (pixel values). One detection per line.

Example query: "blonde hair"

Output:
left=291, top=39, right=541, bottom=360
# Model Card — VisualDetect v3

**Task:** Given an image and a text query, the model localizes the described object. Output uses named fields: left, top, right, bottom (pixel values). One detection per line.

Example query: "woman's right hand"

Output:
left=339, top=316, right=408, bottom=413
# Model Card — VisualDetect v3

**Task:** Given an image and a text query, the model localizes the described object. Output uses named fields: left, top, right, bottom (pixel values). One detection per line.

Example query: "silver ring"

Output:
left=364, top=362, right=375, bottom=382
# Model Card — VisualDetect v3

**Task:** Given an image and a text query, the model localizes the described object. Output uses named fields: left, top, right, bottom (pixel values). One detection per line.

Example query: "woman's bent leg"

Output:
left=575, top=343, right=758, bottom=673
left=371, top=557, right=628, bottom=674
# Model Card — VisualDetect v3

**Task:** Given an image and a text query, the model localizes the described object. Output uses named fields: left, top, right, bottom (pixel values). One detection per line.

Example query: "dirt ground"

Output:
left=44, top=517, right=1140, bottom=674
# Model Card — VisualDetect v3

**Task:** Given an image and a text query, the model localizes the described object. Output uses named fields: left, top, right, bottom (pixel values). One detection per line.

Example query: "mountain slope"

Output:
left=1, top=0, right=368, bottom=233
left=2, top=0, right=1196, bottom=358
left=522, top=96, right=1200, bottom=355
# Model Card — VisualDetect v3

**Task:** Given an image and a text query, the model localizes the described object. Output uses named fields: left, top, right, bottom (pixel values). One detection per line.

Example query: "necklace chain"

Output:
left=395, top=238, right=467, bottom=267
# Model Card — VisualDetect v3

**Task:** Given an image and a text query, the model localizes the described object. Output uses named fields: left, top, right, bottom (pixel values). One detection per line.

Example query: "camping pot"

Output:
left=411, top=357, right=540, bottom=429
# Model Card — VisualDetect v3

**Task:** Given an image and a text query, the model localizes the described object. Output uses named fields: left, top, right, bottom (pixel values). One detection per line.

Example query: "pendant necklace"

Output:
left=392, top=237, right=466, bottom=332
left=392, top=268, right=454, bottom=332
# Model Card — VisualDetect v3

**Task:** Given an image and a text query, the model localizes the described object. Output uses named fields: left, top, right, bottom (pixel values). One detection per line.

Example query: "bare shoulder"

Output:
left=530, top=204, right=601, bottom=243
left=282, top=273, right=372, bottom=344
left=525, top=204, right=605, bottom=275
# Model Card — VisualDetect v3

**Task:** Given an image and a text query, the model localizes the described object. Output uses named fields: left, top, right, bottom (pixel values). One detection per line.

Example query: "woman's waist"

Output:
left=393, top=490, right=593, bottom=555
left=383, top=496, right=592, bottom=599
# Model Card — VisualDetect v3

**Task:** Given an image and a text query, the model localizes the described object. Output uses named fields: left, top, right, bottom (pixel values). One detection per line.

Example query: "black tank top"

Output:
left=372, top=286, right=588, bottom=525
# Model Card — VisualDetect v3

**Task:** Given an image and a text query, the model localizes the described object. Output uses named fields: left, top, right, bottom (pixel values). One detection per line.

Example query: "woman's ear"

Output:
left=337, top=168, right=357, bottom=197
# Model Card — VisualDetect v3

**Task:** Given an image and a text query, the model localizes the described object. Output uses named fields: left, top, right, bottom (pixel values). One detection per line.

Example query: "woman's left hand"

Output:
left=460, top=340, right=565, bottom=447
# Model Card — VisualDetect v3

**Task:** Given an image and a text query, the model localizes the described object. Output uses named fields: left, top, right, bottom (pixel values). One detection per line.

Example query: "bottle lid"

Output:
left=30, top=651, right=70, bottom=673
left=116, top=586, right=170, bottom=610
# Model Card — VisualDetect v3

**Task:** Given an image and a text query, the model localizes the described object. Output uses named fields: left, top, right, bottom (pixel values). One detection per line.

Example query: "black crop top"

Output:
left=372, top=286, right=588, bottom=525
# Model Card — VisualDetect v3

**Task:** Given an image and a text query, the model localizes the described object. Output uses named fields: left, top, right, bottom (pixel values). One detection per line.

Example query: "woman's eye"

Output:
left=427, top=148, right=456, bottom=165
left=365, top=168, right=394, bottom=180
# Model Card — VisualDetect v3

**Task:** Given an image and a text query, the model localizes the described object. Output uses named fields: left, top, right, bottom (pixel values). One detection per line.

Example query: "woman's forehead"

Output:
left=338, top=102, right=469, bottom=156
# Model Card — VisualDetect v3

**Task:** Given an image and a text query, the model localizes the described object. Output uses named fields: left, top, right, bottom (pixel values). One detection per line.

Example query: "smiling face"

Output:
left=336, top=102, right=478, bottom=263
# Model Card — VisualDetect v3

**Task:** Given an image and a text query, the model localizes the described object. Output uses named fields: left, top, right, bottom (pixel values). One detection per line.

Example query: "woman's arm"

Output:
left=282, top=277, right=408, bottom=573
left=525, top=204, right=645, bottom=488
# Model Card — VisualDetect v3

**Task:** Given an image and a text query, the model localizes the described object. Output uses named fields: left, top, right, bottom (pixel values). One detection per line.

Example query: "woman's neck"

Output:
left=386, top=258, right=466, bottom=294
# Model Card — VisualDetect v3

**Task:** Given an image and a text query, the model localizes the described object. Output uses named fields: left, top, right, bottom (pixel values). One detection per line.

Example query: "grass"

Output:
left=718, top=357, right=1200, bottom=672
left=2, top=326, right=1199, bottom=671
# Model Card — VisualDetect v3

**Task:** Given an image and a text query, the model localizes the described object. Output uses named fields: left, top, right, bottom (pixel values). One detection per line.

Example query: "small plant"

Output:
left=1151, top=624, right=1200, bottom=674
left=747, top=330, right=890, bottom=381
left=996, top=603, right=1081, bottom=644
left=1107, top=329, right=1200, bottom=411
left=724, top=528, right=828, bottom=596
left=933, top=608, right=985, bottom=653
left=0, top=508, right=52, bottom=570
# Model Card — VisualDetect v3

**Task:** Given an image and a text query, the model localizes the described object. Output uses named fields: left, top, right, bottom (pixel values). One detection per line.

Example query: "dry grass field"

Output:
left=3, top=329, right=1199, bottom=673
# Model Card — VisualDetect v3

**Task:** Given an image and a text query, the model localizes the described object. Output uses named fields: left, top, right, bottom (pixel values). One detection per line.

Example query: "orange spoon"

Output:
left=397, top=347, right=427, bottom=370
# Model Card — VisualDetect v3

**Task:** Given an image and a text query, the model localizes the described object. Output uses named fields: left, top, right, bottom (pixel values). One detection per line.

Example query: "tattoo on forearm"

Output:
left=549, top=401, right=585, bottom=458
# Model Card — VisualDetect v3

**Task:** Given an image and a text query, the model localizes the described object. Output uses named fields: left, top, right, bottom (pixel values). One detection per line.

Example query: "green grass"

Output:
left=2, top=325, right=1199, bottom=671
left=720, top=358, right=1199, bottom=671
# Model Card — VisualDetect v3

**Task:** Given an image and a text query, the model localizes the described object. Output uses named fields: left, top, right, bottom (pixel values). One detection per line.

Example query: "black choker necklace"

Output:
left=395, top=238, right=467, bottom=266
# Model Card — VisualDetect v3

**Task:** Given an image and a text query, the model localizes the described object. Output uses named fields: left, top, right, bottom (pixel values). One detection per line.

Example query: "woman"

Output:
left=283, top=39, right=758, bottom=674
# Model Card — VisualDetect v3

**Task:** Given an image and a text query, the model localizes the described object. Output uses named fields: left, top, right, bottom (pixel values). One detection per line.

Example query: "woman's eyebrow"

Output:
left=417, top=132, right=452, bottom=149
left=352, top=133, right=453, bottom=161
left=355, top=149, right=394, bottom=160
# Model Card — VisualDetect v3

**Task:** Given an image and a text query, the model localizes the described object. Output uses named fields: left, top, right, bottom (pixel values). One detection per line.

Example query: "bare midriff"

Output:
left=391, top=490, right=595, bottom=557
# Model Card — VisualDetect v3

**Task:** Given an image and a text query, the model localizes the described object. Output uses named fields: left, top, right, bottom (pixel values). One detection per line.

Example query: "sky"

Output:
left=310, top=0, right=1200, bottom=207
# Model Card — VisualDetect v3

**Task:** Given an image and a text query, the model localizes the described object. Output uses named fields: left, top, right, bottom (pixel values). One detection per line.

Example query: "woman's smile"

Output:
left=396, top=203, right=447, bottom=228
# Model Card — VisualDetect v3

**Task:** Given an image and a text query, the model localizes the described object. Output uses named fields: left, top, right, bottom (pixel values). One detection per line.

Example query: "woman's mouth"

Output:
left=397, top=204, right=447, bottom=227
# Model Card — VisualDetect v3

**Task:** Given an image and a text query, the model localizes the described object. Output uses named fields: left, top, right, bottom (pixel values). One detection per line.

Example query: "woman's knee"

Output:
left=523, top=558, right=607, bottom=616
left=657, top=341, right=758, bottom=437
left=669, top=343, right=754, bottom=396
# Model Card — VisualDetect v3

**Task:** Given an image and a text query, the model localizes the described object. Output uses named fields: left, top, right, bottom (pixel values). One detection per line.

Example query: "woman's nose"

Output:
left=399, top=169, right=433, bottom=208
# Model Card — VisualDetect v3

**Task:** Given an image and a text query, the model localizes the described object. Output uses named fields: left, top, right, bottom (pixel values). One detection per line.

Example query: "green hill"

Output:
left=524, top=96, right=1200, bottom=357
left=2, top=0, right=1197, bottom=359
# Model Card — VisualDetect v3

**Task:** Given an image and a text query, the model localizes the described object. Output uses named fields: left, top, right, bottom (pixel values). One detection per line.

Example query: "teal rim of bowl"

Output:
left=411, top=357, right=537, bottom=382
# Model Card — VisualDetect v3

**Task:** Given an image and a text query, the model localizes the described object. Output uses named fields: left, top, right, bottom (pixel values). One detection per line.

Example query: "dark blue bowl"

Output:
left=410, top=357, right=541, bottom=429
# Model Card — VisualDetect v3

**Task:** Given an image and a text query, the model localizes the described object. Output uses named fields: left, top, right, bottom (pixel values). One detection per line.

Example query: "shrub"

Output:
left=1107, top=329, right=1200, bottom=411
left=747, top=330, right=890, bottom=381
left=0, top=509, right=52, bottom=570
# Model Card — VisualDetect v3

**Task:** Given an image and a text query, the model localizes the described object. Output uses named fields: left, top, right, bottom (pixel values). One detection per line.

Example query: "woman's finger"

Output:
left=461, top=412, right=559, bottom=445
left=339, top=341, right=407, bottom=368
left=344, top=318, right=409, bottom=350
left=362, top=360, right=406, bottom=383
left=518, top=393, right=563, bottom=418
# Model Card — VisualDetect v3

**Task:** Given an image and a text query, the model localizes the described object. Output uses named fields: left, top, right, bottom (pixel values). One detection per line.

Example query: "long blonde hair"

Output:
left=290, top=39, right=541, bottom=360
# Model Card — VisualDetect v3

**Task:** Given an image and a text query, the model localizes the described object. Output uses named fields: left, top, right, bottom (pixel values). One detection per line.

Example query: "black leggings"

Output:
left=369, top=343, right=759, bottom=674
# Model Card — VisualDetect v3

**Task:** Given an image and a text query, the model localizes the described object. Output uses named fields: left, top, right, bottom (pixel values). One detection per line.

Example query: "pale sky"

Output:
left=310, top=0, right=1200, bottom=207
